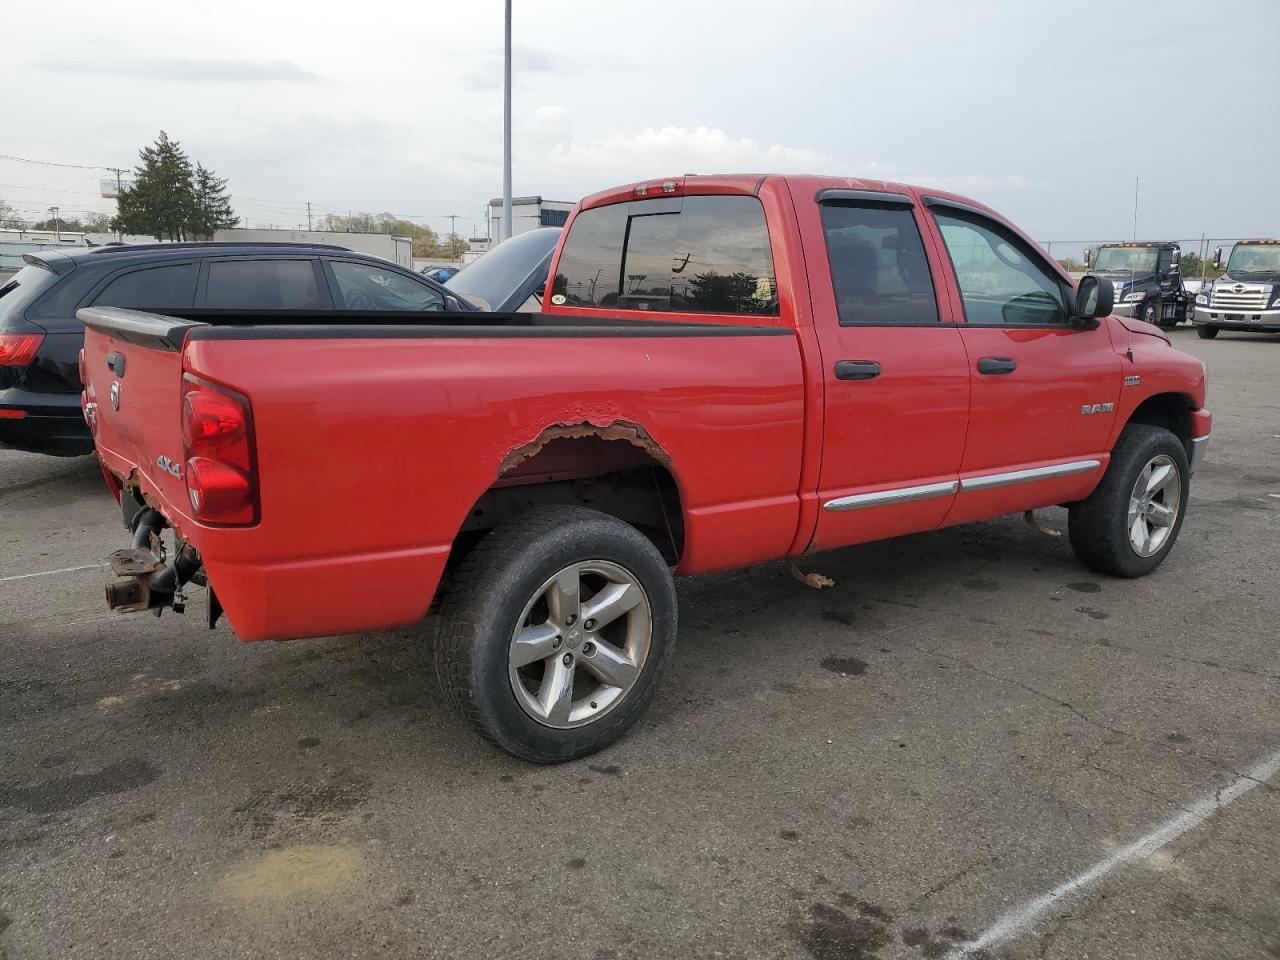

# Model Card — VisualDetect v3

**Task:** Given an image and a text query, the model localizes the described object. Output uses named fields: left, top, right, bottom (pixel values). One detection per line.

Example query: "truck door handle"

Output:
left=834, top=360, right=881, bottom=381
left=977, top=356, right=1017, bottom=375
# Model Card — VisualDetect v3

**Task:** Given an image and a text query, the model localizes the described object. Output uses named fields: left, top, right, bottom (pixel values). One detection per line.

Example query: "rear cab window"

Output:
left=552, top=195, right=778, bottom=316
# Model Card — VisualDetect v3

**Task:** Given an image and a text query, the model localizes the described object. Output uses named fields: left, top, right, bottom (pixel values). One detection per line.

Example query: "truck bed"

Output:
left=80, top=306, right=806, bottom=641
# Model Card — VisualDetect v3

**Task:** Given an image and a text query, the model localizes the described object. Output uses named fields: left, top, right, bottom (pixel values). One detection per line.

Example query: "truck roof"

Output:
left=578, top=173, right=986, bottom=212
left=1097, top=241, right=1179, bottom=248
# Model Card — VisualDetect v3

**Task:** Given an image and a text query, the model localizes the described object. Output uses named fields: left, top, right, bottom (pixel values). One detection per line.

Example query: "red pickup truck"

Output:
left=79, top=174, right=1210, bottom=762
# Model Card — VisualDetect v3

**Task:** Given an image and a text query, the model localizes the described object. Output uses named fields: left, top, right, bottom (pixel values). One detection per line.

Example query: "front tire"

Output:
left=1068, top=424, right=1190, bottom=577
left=1196, top=324, right=1219, bottom=339
left=433, top=506, right=677, bottom=763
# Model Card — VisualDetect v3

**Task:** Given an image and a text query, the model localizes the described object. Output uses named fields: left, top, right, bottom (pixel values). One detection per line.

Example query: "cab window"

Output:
left=933, top=211, right=1067, bottom=326
left=553, top=195, right=777, bottom=315
left=821, top=203, right=938, bottom=325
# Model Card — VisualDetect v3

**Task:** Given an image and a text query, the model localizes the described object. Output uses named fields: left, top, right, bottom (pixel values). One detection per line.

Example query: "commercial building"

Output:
left=487, top=196, right=573, bottom=242
left=211, top=228, right=412, bottom=267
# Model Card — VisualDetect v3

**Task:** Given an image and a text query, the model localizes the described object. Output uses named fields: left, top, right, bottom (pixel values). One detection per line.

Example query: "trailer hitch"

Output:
left=104, top=508, right=203, bottom=614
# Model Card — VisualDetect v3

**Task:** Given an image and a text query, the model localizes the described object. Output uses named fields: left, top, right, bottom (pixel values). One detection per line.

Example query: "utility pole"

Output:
left=306, top=201, right=313, bottom=232
left=447, top=214, right=460, bottom=259
left=48, top=206, right=61, bottom=240
left=502, top=0, right=513, bottom=242
left=107, top=166, right=125, bottom=241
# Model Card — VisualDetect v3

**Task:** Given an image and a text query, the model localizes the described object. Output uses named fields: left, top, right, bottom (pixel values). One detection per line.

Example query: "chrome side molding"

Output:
left=821, top=460, right=1104, bottom=512
left=959, top=459, right=1103, bottom=492
left=823, top=480, right=958, bottom=512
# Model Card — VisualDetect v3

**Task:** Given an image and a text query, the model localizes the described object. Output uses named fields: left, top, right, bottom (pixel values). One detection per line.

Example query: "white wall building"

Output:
left=487, top=196, right=573, bottom=243
left=212, top=228, right=412, bottom=267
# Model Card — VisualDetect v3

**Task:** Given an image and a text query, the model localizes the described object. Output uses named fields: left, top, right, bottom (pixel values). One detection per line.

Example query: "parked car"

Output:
left=80, top=174, right=1210, bottom=763
left=419, top=265, right=459, bottom=283
left=0, top=242, right=468, bottom=456
left=1083, top=242, right=1194, bottom=328
left=1193, top=240, right=1280, bottom=338
left=445, top=227, right=562, bottom=312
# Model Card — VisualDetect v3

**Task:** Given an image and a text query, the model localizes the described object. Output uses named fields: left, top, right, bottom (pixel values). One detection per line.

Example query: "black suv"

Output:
left=0, top=242, right=469, bottom=456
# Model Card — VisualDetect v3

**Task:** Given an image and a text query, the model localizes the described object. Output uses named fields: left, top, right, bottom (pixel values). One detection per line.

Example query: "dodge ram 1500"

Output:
left=80, top=174, right=1211, bottom=762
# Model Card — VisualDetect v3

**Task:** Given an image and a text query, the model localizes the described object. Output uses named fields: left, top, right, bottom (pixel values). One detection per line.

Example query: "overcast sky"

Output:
left=5, top=0, right=1277, bottom=248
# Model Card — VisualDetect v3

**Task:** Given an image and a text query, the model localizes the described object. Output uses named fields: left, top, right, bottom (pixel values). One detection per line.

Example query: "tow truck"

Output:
left=1085, top=241, right=1194, bottom=328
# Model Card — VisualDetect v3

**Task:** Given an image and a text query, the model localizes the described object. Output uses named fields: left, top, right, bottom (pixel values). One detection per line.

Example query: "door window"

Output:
left=820, top=204, right=938, bottom=325
left=204, top=259, right=324, bottom=309
left=553, top=195, right=777, bottom=315
left=329, top=260, right=445, bottom=311
left=93, top=263, right=196, bottom=309
left=933, top=212, right=1067, bottom=326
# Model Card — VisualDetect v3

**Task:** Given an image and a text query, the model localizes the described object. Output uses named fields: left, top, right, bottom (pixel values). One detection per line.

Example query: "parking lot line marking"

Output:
left=946, top=749, right=1280, bottom=958
left=0, top=563, right=106, bottom=584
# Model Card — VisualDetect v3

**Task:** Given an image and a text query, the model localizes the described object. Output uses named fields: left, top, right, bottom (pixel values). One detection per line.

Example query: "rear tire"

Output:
left=1068, top=424, right=1190, bottom=578
left=1196, top=324, right=1219, bottom=339
left=433, top=506, right=677, bottom=763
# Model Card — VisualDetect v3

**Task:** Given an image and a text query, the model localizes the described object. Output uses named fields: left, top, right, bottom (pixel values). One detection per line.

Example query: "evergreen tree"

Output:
left=191, top=164, right=238, bottom=238
left=112, top=131, right=235, bottom=241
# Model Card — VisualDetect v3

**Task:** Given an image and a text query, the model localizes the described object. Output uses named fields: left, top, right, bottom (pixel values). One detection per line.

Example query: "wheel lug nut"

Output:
left=552, top=636, right=562, bottom=649
left=562, top=653, right=573, bottom=666
left=582, top=641, right=595, bottom=656
left=583, top=619, right=596, bottom=630
left=565, top=615, right=576, bottom=626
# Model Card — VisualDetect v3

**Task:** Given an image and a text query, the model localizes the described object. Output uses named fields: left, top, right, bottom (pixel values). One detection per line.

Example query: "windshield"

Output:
left=446, top=228, right=561, bottom=312
left=1093, top=247, right=1158, bottom=274
left=0, top=264, right=58, bottom=329
left=1225, top=244, right=1280, bottom=279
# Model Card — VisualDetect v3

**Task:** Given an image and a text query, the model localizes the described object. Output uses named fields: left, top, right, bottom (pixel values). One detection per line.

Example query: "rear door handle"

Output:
left=834, top=360, right=881, bottom=381
left=977, top=356, right=1017, bottom=375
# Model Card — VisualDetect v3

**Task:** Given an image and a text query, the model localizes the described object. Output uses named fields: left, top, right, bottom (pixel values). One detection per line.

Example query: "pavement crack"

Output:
left=906, top=642, right=1130, bottom=739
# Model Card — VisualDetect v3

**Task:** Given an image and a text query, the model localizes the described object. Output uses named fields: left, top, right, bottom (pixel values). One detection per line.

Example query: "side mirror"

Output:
left=1170, top=249, right=1180, bottom=268
left=1073, top=274, right=1113, bottom=325
left=1213, top=247, right=1223, bottom=270
left=1083, top=248, right=1092, bottom=269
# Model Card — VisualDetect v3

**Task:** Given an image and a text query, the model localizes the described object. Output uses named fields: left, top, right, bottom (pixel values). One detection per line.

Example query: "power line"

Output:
left=0, top=153, right=117, bottom=171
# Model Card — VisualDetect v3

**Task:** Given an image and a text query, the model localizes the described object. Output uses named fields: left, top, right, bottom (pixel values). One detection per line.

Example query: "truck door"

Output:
left=805, top=191, right=971, bottom=552
left=923, top=200, right=1121, bottom=524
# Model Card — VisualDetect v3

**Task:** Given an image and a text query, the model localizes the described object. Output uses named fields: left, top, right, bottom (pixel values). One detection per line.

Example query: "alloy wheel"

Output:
left=1127, top=454, right=1181, bottom=557
left=508, top=560, right=652, bottom=729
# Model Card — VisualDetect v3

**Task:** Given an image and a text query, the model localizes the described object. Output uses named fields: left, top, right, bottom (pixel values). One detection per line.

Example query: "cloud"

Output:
left=462, top=43, right=627, bottom=92
left=53, top=58, right=322, bottom=83
left=535, top=125, right=838, bottom=182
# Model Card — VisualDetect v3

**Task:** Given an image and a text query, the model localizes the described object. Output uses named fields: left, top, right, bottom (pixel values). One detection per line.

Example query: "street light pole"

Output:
left=502, top=0, right=513, bottom=242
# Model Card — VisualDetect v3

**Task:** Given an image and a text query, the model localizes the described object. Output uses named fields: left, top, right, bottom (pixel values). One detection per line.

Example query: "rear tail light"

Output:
left=181, top=375, right=258, bottom=525
left=0, top=333, right=43, bottom=367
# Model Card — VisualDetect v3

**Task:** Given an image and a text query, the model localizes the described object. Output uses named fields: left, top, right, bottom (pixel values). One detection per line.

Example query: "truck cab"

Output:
left=1084, top=241, right=1192, bottom=328
left=1193, top=240, right=1280, bottom=339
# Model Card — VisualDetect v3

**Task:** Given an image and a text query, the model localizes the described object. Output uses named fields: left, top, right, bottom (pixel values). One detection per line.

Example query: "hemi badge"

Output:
left=1081, top=402, right=1114, bottom=415
left=1124, top=375, right=1142, bottom=386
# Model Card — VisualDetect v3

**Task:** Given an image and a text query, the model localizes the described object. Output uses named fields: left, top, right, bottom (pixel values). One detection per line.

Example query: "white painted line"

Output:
left=946, top=750, right=1280, bottom=958
left=0, top=563, right=106, bottom=584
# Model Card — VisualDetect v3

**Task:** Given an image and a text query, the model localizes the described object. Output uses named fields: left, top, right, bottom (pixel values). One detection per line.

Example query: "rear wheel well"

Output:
left=448, top=431, right=685, bottom=575
left=1125, top=393, right=1192, bottom=457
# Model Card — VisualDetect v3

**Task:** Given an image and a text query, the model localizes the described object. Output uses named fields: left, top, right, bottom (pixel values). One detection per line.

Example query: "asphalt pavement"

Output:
left=1, top=327, right=1277, bottom=960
